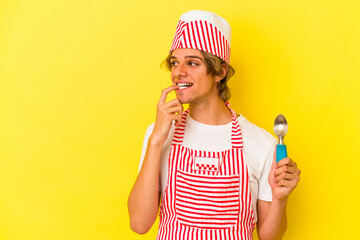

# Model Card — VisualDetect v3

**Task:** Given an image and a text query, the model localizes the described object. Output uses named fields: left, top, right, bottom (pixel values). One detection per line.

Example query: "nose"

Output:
left=171, top=63, right=187, bottom=80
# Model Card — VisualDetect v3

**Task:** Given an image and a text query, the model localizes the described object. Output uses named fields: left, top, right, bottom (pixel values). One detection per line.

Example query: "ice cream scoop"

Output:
left=274, top=114, right=288, bottom=162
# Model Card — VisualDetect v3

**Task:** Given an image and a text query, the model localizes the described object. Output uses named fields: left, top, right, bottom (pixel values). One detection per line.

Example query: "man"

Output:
left=128, top=10, right=301, bottom=240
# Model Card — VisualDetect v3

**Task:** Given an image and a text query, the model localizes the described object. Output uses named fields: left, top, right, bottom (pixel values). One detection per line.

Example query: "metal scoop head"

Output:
left=274, top=114, right=288, bottom=145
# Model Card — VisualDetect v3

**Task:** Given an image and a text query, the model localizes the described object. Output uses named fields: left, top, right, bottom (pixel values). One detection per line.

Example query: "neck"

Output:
left=189, top=98, right=232, bottom=125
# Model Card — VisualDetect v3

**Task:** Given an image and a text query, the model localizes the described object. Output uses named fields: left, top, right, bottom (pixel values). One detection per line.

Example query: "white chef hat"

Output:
left=170, top=10, right=232, bottom=62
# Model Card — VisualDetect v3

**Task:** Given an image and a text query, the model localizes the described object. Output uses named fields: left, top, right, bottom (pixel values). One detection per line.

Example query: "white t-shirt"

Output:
left=139, top=114, right=276, bottom=222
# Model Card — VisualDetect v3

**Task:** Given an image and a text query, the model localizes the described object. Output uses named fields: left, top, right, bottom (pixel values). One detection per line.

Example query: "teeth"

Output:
left=177, top=83, right=193, bottom=89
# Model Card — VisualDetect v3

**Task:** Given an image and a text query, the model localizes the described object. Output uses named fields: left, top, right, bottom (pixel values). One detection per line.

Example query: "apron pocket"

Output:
left=175, top=169, right=240, bottom=229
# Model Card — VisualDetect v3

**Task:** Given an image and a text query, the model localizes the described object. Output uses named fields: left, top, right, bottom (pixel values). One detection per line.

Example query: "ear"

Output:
left=214, top=64, right=229, bottom=84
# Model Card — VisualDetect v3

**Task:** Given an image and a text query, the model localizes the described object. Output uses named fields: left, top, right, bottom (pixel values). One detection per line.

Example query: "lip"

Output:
left=176, top=82, right=193, bottom=91
left=175, top=81, right=193, bottom=85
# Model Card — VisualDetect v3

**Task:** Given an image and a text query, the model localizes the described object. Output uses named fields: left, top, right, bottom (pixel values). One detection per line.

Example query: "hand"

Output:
left=150, top=85, right=183, bottom=145
left=268, top=151, right=301, bottom=201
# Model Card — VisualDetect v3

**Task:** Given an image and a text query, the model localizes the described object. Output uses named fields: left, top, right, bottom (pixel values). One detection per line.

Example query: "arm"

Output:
left=256, top=197, right=287, bottom=240
left=257, top=154, right=301, bottom=240
left=128, top=137, right=163, bottom=234
left=128, top=85, right=182, bottom=234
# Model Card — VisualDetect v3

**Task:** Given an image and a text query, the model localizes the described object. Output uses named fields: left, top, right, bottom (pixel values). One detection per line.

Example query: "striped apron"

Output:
left=157, top=106, right=255, bottom=240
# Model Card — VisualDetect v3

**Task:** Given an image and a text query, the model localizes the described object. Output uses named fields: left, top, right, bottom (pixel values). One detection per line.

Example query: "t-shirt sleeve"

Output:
left=258, top=140, right=276, bottom=202
left=138, top=123, right=154, bottom=172
left=138, top=123, right=162, bottom=191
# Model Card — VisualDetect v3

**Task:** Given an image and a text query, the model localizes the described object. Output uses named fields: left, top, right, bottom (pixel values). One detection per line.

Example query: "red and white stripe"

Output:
left=157, top=105, right=255, bottom=240
left=170, top=20, right=231, bottom=63
left=176, top=169, right=240, bottom=229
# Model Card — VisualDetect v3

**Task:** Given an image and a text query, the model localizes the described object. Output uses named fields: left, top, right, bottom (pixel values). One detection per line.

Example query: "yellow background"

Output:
left=1, top=0, right=359, bottom=239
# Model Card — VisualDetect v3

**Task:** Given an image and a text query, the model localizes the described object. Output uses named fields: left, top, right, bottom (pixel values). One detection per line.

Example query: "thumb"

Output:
left=271, top=146, right=277, bottom=171
left=268, top=146, right=277, bottom=187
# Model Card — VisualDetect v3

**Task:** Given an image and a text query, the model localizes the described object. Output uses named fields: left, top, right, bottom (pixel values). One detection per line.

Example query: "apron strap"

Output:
left=226, top=102, right=244, bottom=149
left=171, top=103, right=243, bottom=149
left=171, top=109, right=189, bottom=145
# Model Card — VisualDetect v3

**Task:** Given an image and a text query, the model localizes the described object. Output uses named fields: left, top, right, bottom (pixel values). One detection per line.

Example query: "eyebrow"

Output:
left=170, top=55, right=204, bottom=62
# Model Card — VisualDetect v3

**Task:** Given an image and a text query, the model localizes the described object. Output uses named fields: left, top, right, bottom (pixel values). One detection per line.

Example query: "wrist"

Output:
left=272, top=193, right=288, bottom=207
left=148, top=135, right=165, bottom=148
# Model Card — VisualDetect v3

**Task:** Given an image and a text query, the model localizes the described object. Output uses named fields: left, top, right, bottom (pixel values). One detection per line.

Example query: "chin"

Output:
left=178, top=99, right=189, bottom=104
left=176, top=94, right=190, bottom=104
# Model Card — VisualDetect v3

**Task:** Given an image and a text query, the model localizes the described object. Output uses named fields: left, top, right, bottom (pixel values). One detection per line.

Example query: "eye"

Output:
left=170, top=61, right=178, bottom=66
left=188, top=61, right=198, bottom=66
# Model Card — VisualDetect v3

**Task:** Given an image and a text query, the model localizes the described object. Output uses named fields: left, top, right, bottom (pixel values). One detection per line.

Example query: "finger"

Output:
left=175, top=104, right=184, bottom=127
left=158, top=100, right=182, bottom=116
left=178, top=103, right=183, bottom=116
left=275, top=172, right=299, bottom=183
left=271, top=146, right=276, bottom=171
left=172, top=114, right=182, bottom=121
left=158, top=85, right=179, bottom=105
left=166, top=105, right=183, bottom=114
left=277, top=157, right=298, bottom=168
left=162, top=98, right=182, bottom=108
left=164, top=104, right=183, bottom=125
left=276, top=157, right=290, bottom=167
left=277, top=178, right=299, bottom=188
left=286, top=159, right=297, bottom=168
left=274, top=165, right=299, bottom=176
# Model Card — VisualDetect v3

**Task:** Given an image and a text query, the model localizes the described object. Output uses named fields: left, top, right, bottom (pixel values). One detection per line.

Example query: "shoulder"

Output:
left=237, top=115, right=276, bottom=156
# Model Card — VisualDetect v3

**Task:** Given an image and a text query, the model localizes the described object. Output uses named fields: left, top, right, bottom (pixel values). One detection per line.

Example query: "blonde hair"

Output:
left=162, top=50, right=235, bottom=102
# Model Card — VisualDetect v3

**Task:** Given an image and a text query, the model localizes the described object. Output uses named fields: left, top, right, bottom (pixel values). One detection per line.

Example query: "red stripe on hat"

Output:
left=194, top=21, right=202, bottom=51
left=198, top=21, right=205, bottom=51
left=209, top=23, right=217, bottom=57
left=199, top=20, right=209, bottom=53
left=226, top=38, right=229, bottom=61
left=182, top=27, right=187, bottom=49
left=214, top=25, right=220, bottom=58
left=220, top=34, right=225, bottom=60
left=170, top=21, right=179, bottom=50
left=186, top=23, right=194, bottom=49
left=220, top=29, right=225, bottom=60
left=190, top=21, right=199, bottom=49
left=204, top=21, right=213, bottom=54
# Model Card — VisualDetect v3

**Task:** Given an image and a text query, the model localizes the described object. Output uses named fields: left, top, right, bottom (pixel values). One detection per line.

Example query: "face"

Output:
left=170, top=49, right=221, bottom=104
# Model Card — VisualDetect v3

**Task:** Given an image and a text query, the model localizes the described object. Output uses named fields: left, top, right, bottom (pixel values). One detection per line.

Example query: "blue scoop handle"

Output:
left=276, top=144, right=287, bottom=163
